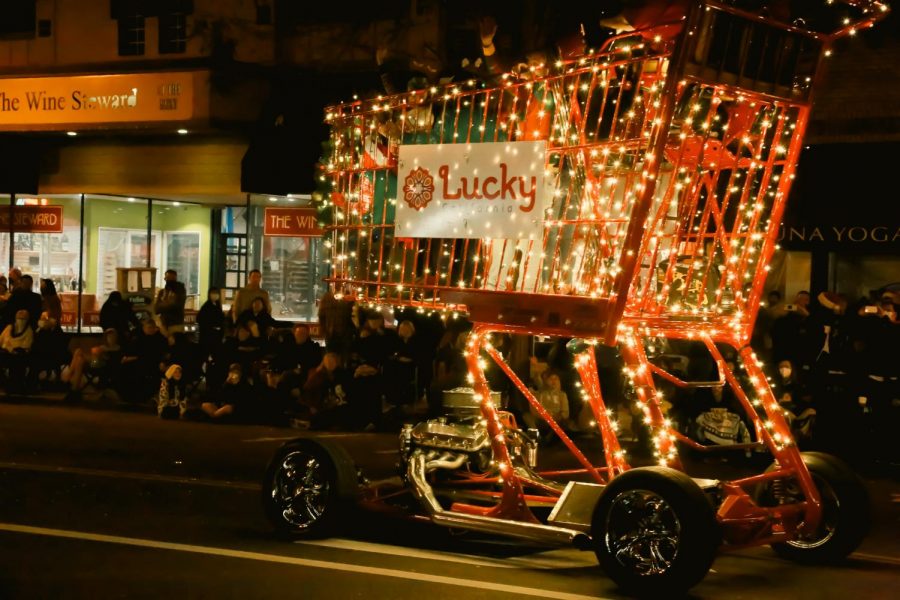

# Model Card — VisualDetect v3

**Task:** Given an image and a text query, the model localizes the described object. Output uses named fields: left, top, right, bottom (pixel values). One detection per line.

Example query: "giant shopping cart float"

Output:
left=262, top=2, right=888, bottom=595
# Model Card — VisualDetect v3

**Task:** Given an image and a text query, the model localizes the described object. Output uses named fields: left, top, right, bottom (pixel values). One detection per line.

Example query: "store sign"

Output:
left=0, top=206, right=63, bottom=233
left=0, top=72, right=193, bottom=129
left=395, top=141, right=548, bottom=239
left=264, top=207, right=323, bottom=237
left=778, top=224, right=900, bottom=247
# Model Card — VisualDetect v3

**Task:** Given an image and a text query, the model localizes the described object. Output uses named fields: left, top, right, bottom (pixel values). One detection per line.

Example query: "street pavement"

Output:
left=0, top=403, right=897, bottom=599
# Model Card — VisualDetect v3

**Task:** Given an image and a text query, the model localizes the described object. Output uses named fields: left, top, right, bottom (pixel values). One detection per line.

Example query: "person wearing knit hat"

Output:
left=158, top=363, right=187, bottom=419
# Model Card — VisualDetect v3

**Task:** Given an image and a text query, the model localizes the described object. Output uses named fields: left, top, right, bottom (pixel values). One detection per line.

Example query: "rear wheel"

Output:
left=763, top=452, right=870, bottom=563
left=591, top=467, right=719, bottom=597
left=262, top=438, right=358, bottom=538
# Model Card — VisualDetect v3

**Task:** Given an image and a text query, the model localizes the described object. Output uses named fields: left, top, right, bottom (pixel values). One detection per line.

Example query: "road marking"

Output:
left=297, top=538, right=517, bottom=569
left=852, top=552, right=900, bottom=567
left=299, top=538, right=598, bottom=570
left=0, top=523, right=609, bottom=600
left=0, top=461, right=259, bottom=491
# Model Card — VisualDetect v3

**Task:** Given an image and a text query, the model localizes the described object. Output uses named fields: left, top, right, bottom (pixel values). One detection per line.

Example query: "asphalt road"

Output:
left=0, top=403, right=897, bottom=599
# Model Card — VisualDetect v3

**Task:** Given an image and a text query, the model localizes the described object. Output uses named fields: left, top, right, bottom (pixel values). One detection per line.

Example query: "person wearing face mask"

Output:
left=0, top=310, right=34, bottom=393
left=197, top=287, right=225, bottom=359
left=201, top=363, right=250, bottom=421
left=775, top=359, right=816, bottom=443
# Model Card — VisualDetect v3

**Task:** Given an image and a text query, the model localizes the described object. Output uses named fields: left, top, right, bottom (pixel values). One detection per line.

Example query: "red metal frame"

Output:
left=325, top=0, right=888, bottom=552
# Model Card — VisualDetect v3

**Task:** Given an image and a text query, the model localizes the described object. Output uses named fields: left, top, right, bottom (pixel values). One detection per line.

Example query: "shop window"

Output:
left=163, top=232, right=201, bottom=298
left=1, top=196, right=83, bottom=331
left=247, top=196, right=325, bottom=322
left=117, top=12, right=145, bottom=56
left=97, top=228, right=160, bottom=299
left=159, top=11, right=187, bottom=54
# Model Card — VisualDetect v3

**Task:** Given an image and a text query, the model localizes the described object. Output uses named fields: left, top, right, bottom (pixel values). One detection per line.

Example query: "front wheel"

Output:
left=262, top=438, right=358, bottom=538
left=591, top=467, right=719, bottom=597
left=763, top=452, right=870, bottom=563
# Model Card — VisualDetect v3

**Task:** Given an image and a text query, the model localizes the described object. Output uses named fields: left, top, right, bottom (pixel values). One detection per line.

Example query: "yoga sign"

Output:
left=395, top=141, right=548, bottom=239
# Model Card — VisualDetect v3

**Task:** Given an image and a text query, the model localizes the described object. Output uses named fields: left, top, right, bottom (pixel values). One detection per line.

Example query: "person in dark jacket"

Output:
left=3, top=274, right=43, bottom=330
left=197, top=287, right=225, bottom=357
left=115, top=319, right=168, bottom=402
left=99, top=291, right=139, bottom=341
left=236, top=297, right=276, bottom=337
left=202, top=362, right=252, bottom=421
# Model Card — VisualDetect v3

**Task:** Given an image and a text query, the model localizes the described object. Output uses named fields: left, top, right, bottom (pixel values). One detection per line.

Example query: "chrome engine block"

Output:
left=409, top=419, right=489, bottom=453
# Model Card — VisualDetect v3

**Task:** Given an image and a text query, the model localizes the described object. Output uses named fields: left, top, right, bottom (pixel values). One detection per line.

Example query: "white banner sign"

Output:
left=395, top=141, right=547, bottom=239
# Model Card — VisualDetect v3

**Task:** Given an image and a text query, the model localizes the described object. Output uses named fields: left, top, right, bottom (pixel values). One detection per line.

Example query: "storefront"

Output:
left=0, top=194, right=204, bottom=328
left=764, top=143, right=899, bottom=302
left=218, top=196, right=327, bottom=323
left=1, top=193, right=326, bottom=331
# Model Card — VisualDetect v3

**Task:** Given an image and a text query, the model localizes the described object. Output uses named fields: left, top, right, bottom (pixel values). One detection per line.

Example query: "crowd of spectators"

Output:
left=749, top=287, right=899, bottom=463
left=0, top=260, right=895, bottom=469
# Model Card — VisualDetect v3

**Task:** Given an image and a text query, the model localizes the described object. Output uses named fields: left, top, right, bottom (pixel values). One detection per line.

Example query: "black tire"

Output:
left=763, top=452, right=870, bottom=564
left=592, top=467, right=719, bottom=597
left=262, top=438, right=358, bottom=538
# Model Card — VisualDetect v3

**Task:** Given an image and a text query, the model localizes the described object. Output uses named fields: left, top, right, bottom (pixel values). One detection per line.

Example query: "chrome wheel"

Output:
left=783, top=474, right=838, bottom=550
left=271, top=451, right=331, bottom=529
left=605, top=489, right=682, bottom=576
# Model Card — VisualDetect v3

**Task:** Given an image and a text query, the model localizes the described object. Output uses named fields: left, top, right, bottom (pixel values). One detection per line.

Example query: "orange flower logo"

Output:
left=402, top=166, right=435, bottom=210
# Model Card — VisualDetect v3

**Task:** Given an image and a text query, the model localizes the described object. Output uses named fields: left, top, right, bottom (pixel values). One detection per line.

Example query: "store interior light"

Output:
left=177, top=129, right=189, bottom=135
left=269, top=197, right=278, bottom=202
left=173, top=202, right=181, bottom=206
left=128, top=197, right=136, bottom=202
left=66, top=131, right=78, bottom=136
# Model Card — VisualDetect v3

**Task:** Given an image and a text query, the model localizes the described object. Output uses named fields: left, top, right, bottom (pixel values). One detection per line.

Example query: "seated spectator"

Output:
left=157, top=364, right=188, bottom=419
left=165, top=333, right=203, bottom=389
left=100, top=291, right=139, bottom=342
left=693, top=386, right=752, bottom=447
left=237, top=297, right=276, bottom=338
left=0, top=309, right=33, bottom=353
left=116, top=319, right=168, bottom=403
left=2, top=275, right=42, bottom=330
left=301, top=352, right=352, bottom=429
left=292, top=323, right=324, bottom=376
left=219, top=322, right=264, bottom=379
left=202, top=363, right=250, bottom=421
left=0, top=309, right=34, bottom=392
left=523, top=370, right=570, bottom=439
left=346, top=310, right=398, bottom=429
left=60, top=328, right=122, bottom=401
left=775, top=359, right=816, bottom=443
left=28, top=313, right=70, bottom=389
left=384, top=320, right=425, bottom=406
